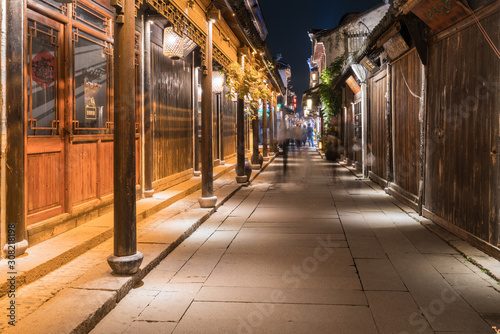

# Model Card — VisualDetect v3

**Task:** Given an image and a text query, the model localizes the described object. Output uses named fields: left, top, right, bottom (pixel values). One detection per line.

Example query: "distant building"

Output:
left=274, top=54, right=294, bottom=109
left=304, top=1, right=390, bottom=125
left=308, top=2, right=390, bottom=86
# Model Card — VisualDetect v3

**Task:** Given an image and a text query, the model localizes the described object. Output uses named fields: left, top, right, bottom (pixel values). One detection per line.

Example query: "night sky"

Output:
left=259, top=0, right=386, bottom=108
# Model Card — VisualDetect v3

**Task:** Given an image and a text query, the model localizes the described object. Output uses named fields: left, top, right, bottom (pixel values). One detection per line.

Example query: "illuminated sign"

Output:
left=346, top=76, right=361, bottom=94
left=360, top=56, right=378, bottom=73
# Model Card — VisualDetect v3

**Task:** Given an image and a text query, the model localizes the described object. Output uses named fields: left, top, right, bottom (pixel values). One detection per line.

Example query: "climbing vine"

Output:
left=319, top=56, right=344, bottom=125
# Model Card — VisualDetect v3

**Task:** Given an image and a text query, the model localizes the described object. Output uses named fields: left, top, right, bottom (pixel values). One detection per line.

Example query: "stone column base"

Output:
left=193, top=171, right=201, bottom=177
left=263, top=156, right=269, bottom=161
left=2, top=239, right=28, bottom=258
left=107, top=251, right=144, bottom=275
left=252, top=164, right=261, bottom=170
left=220, top=160, right=225, bottom=166
left=236, top=175, right=248, bottom=183
left=144, top=189, right=154, bottom=198
left=199, top=196, right=217, bottom=208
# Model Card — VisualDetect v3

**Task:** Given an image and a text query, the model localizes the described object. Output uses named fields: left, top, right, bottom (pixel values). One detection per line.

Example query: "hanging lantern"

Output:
left=212, top=71, right=225, bottom=93
left=163, top=27, right=184, bottom=60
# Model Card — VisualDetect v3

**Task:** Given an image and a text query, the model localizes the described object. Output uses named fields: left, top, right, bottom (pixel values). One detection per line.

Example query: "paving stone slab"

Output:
left=346, top=235, right=387, bottom=259
left=366, top=291, right=434, bottom=334
left=4, top=288, right=116, bottom=334
left=136, top=289, right=198, bottom=322
left=424, top=254, right=475, bottom=274
left=390, top=254, right=494, bottom=332
left=195, top=286, right=367, bottom=305
left=355, top=258, right=407, bottom=291
left=174, top=301, right=378, bottom=334
left=90, top=289, right=160, bottom=334
left=441, top=273, right=500, bottom=315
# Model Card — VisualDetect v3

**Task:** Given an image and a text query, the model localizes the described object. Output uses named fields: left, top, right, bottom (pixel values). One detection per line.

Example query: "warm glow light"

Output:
left=312, top=72, right=317, bottom=81
left=307, top=98, right=312, bottom=109
left=212, top=71, right=225, bottom=93
left=163, top=27, right=184, bottom=59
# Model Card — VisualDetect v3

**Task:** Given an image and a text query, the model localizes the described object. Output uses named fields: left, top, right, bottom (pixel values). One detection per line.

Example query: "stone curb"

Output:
left=69, top=155, right=276, bottom=334
left=0, top=158, right=254, bottom=299
left=4, top=155, right=276, bottom=334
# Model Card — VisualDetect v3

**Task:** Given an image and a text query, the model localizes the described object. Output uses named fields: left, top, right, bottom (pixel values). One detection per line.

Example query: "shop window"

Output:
left=27, top=20, right=59, bottom=136
left=74, top=1, right=109, bottom=35
left=73, top=29, right=112, bottom=134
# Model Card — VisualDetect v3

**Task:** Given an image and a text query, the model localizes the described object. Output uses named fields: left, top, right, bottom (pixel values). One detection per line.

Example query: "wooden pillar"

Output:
left=361, top=81, right=368, bottom=178
left=219, top=94, right=225, bottom=165
left=3, top=0, right=28, bottom=257
left=251, top=113, right=261, bottom=168
left=269, top=93, right=274, bottom=153
left=386, top=64, right=393, bottom=185
left=194, top=65, right=201, bottom=176
left=417, top=63, right=426, bottom=215
left=143, top=19, right=154, bottom=197
left=198, top=21, right=217, bottom=208
left=273, top=95, right=278, bottom=152
left=235, top=97, right=247, bottom=183
left=262, top=97, right=268, bottom=159
left=107, top=0, right=143, bottom=275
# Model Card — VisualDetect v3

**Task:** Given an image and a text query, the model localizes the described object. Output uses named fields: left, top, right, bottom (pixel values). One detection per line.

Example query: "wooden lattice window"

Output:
left=72, top=28, right=113, bottom=134
left=27, top=19, right=60, bottom=136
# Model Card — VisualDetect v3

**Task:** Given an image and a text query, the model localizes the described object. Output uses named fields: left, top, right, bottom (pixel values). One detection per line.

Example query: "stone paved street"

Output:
left=91, top=148, right=500, bottom=334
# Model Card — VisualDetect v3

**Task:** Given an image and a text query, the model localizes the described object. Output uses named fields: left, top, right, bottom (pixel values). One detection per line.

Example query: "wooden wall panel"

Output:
left=70, top=142, right=97, bottom=205
left=99, top=140, right=113, bottom=197
left=27, top=152, right=63, bottom=216
left=151, top=43, right=193, bottom=182
left=392, top=49, right=422, bottom=197
left=425, top=9, right=499, bottom=245
left=368, top=71, right=388, bottom=180
left=344, top=87, right=356, bottom=163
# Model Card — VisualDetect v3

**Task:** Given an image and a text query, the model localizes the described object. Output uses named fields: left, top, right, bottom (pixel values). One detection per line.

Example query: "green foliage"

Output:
left=224, top=60, right=273, bottom=120
left=319, top=56, right=344, bottom=123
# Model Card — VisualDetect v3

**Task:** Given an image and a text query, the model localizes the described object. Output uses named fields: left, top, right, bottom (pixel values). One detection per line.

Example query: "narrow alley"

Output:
left=89, top=148, right=500, bottom=334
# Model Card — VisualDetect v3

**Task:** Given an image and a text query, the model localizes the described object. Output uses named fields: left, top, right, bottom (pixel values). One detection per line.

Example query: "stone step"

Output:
left=0, top=159, right=243, bottom=299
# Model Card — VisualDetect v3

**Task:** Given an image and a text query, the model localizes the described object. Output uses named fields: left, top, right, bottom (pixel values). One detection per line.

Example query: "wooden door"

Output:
left=25, top=11, right=65, bottom=224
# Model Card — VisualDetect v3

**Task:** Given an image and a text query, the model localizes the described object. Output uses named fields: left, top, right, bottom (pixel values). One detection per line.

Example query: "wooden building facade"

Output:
left=0, top=0, right=284, bottom=257
left=337, top=0, right=499, bottom=257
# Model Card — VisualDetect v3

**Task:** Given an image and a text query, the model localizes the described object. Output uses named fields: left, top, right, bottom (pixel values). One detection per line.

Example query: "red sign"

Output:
left=346, top=76, right=361, bottom=94
left=31, top=48, right=55, bottom=89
